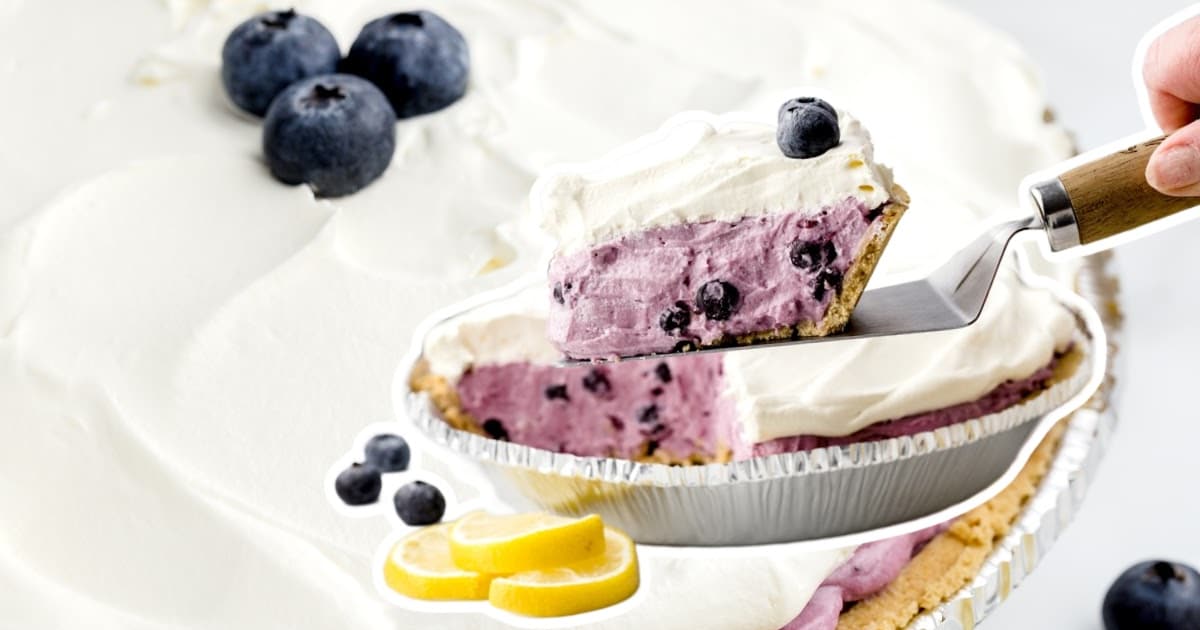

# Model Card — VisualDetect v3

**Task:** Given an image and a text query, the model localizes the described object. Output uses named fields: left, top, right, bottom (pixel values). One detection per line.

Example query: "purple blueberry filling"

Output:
left=451, top=351, right=1063, bottom=463
left=455, top=355, right=732, bottom=460
left=546, top=197, right=883, bottom=359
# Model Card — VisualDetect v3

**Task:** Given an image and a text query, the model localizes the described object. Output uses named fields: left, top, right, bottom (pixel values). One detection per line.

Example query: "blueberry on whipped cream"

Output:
left=1103, top=561, right=1200, bottom=630
left=263, top=74, right=396, bottom=197
left=221, top=10, right=340, bottom=116
left=777, top=97, right=840, bottom=159
left=334, top=462, right=382, bottom=505
left=343, top=11, right=470, bottom=119
left=393, top=481, right=446, bottom=526
left=364, top=434, right=411, bottom=473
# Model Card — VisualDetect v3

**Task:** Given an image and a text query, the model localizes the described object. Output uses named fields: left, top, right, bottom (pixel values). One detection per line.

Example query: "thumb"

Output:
left=1147, top=120, right=1200, bottom=196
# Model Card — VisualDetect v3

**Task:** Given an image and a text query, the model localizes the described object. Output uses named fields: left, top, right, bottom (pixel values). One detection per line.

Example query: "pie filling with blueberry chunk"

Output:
left=536, top=100, right=908, bottom=360
left=413, top=99, right=1085, bottom=463
left=412, top=267, right=1085, bottom=465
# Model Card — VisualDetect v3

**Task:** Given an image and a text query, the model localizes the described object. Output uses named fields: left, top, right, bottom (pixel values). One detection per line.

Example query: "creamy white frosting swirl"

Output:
left=0, top=0, right=1077, bottom=627
left=535, top=111, right=894, bottom=253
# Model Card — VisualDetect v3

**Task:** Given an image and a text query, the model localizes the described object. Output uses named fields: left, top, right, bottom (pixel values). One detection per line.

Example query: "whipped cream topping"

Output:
left=424, top=291, right=563, bottom=380
left=0, top=0, right=1076, bottom=627
left=535, top=111, right=894, bottom=254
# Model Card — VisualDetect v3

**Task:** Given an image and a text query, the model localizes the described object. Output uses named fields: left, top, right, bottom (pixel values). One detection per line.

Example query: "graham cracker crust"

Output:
left=835, top=416, right=1070, bottom=630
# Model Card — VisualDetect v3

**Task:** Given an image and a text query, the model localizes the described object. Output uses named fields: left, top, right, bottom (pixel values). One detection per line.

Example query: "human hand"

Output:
left=1144, top=15, right=1200, bottom=196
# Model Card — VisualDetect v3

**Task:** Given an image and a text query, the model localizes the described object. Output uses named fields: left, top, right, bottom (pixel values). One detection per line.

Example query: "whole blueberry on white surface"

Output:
left=1103, top=560, right=1200, bottom=630
left=221, top=10, right=340, bottom=116
left=262, top=74, right=396, bottom=197
left=776, top=97, right=840, bottom=159
left=393, top=481, right=446, bottom=526
left=334, top=463, right=382, bottom=506
left=342, top=11, right=470, bottom=118
left=364, top=434, right=410, bottom=473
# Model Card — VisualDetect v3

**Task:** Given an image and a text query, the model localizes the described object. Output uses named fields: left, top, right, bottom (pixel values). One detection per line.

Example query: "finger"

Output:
left=1146, top=87, right=1197, bottom=132
left=1143, top=16, right=1200, bottom=131
left=1147, top=119, right=1200, bottom=195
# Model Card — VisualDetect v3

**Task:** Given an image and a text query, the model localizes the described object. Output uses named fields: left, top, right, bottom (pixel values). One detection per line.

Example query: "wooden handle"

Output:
left=1059, top=135, right=1200, bottom=245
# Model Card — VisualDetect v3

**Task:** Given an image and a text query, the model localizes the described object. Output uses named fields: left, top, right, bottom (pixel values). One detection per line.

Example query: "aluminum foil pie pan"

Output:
left=907, top=251, right=1120, bottom=629
left=393, top=257, right=1111, bottom=546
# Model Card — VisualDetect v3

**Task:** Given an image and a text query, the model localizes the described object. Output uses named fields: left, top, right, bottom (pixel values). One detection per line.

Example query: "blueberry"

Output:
left=263, top=74, right=396, bottom=197
left=696, top=281, right=740, bottom=321
left=637, top=405, right=659, bottom=424
left=822, top=241, right=838, bottom=264
left=582, top=369, right=612, bottom=397
left=645, top=440, right=660, bottom=457
left=364, top=434, right=410, bottom=473
left=654, top=363, right=672, bottom=383
left=334, top=462, right=381, bottom=505
left=552, top=282, right=565, bottom=305
left=813, top=269, right=844, bottom=302
left=481, top=418, right=509, bottom=441
left=777, top=97, right=840, bottom=159
left=650, top=387, right=664, bottom=397
left=1103, top=560, right=1200, bottom=630
left=658, top=301, right=692, bottom=334
left=221, top=10, right=340, bottom=116
left=789, top=240, right=838, bottom=270
left=342, top=11, right=470, bottom=119
left=783, top=96, right=835, bottom=118
left=393, top=480, right=446, bottom=526
left=544, top=384, right=570, bottom=401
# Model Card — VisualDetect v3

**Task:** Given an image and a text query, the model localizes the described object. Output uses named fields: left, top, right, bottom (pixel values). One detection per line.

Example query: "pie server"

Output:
left=564, top=133, right=1194, bottom=364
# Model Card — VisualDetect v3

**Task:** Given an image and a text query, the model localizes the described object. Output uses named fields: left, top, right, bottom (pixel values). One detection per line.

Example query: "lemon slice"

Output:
left=383, top=523, right=492, bottom=600
left=488, top=527, right=639, bottom=617
left=450, top=512, right=606, bottom=574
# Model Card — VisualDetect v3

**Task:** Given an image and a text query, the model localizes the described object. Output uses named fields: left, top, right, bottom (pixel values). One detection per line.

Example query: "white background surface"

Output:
left=958, top=2, right=1200, bottom=628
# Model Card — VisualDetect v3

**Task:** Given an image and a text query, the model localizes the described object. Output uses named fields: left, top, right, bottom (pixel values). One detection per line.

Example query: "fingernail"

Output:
left=1149, top=145, right=1200, bottom=192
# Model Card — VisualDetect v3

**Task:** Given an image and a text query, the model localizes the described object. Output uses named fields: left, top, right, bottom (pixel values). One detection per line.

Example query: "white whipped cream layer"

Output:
left=535, top=111, right=895, bottom=254
left=424, top=290, right=563, bottom=380
left=0, top=0, right=1076, bottom=627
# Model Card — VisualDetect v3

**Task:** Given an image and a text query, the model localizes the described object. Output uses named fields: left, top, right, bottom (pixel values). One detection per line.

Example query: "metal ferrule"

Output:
left=1030, top=178, right=1082, bottom=251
